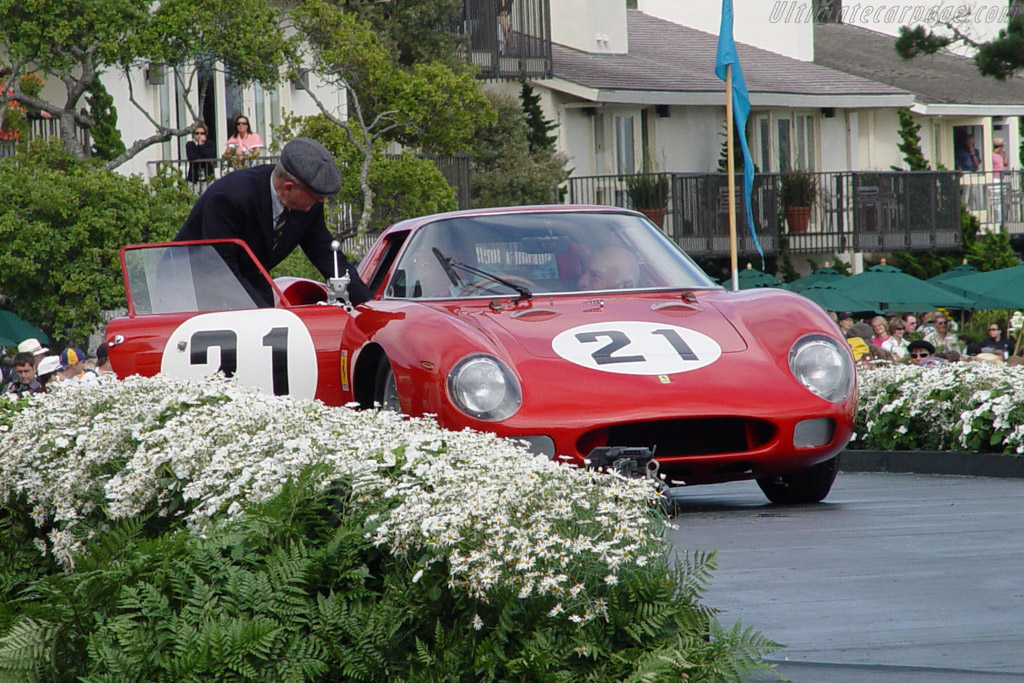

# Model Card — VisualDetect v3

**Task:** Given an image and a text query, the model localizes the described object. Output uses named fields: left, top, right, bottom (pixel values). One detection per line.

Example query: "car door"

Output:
left=107, top=239, right=355, bottom=404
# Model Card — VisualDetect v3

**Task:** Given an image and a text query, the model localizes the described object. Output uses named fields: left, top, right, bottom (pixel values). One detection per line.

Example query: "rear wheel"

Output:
left=372, top=357, right=401, bottom=412
left=756, top=456, right=839, bottom=504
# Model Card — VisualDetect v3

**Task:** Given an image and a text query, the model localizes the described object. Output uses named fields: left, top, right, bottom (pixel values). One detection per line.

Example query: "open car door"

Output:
left=107, top=239, right=357, bottom=405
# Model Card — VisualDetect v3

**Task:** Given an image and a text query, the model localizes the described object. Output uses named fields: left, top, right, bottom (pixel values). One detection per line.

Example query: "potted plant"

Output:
left=625, top=173, right=670, bottom=227
left=780, top=171, right=817, bottom=234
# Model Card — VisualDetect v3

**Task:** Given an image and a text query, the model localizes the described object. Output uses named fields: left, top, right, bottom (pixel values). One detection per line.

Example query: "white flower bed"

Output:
left=0, top=376, right=665, bottom=621
left=855, top=363, right=1024, bottom=453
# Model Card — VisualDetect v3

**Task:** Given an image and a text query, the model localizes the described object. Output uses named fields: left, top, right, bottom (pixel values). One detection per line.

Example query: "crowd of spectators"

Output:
left=833, top=310, right=1020, bottom=369
left=0, top=338, right=115, bottom=397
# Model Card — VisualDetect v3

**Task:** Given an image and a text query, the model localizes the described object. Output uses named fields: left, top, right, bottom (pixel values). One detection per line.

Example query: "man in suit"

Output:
left=174, top=137, right=371, bottom=308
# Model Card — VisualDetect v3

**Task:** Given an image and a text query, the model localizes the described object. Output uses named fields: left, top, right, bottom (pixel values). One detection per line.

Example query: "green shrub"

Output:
left=853, top=363, right=1024, bottom=453
left=0, top=377, right=778, bottom=680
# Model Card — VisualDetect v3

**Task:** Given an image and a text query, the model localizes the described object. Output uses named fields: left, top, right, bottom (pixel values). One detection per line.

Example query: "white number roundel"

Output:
left=551, top=321, right=722, bottom=376
left=161, top=309, right=318, bottom=399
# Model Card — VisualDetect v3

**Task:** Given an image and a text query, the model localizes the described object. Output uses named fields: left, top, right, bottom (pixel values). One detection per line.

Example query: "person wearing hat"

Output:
left=993, top=137, right=1008, bottom=171
left=173, top=137, right=371, bottom=308
left=17, top=338, right=49, bottom=370
left=58, top=347, right=88, bottom=383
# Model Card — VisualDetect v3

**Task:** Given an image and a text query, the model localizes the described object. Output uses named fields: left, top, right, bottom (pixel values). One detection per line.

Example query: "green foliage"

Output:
left=469, top=92, right=569, bottom=208
left=966, top=230, right=1020, bottom=272
left=780, top=171, right=817, bottom=207
left=0, top=379, right=779, bottom=680
left=893, top=108, right=929, bottom=171
left=84, top=77, right=125, bottom=162
left=625, top=174, right=670, bottom=210
left=275, top=113, right=457, bottom=234
left=353, top=0, right=466, bottom=71
left=0, top=0, right=294, bottom=166
left=894, top=25, right=953, bottom=60
left=853, top=364, right=1024, bottom=453
left=520, top=83, right=557, bottom=154
left=0, top=141, right=194, bottom=340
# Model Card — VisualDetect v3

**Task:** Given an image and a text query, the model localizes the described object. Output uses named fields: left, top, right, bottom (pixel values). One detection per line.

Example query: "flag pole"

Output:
left=726, top=65, right=739, bottom=292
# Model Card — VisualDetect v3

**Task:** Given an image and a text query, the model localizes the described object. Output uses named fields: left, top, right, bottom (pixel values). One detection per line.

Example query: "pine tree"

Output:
left=519, top=82, right=557, bottom=154
left=85, top=77, right=126, bottom=162
left=894, top=108, right=929, bottom=171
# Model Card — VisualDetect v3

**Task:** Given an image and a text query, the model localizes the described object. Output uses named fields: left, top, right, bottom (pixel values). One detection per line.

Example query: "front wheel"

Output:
left=756, top=456, right=839, bottom=504
left=372, top=357, right=401, bottom=413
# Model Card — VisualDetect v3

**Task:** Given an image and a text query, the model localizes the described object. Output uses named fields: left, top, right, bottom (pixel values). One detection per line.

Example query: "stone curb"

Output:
left=840, top=449, right=1024, bottom=479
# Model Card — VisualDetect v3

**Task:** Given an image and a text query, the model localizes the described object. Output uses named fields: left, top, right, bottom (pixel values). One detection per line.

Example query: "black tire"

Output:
left=756, top=456, right=839, bottom=504
left=372, top=357, right=401, bottom=412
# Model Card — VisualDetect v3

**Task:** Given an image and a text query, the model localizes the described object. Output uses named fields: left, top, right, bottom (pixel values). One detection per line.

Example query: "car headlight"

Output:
left=788, top=335, right=854, bottom=403
left=447, top=354, right=522, bottom=421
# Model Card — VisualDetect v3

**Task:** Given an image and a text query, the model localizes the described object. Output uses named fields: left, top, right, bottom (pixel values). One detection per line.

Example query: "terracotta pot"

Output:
left=784, top=206, right=811, bottom=234
left=638, top=207, right=667, bottom=228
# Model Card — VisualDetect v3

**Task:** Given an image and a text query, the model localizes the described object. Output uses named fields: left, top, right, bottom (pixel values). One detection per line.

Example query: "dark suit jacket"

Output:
left=174, top=165, right=371, bottom=307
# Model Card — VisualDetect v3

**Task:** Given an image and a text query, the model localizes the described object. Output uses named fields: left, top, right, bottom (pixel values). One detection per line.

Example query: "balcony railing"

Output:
left=0, top=114, right=91, bottom=158
left=566, top=170, right=1022, bottom=258
left=462, top=0, right=552, bottom=79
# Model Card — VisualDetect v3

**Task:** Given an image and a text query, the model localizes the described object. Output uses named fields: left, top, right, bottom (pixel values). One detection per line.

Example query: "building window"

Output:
left=615, top=115, right=636, bottom=175
left=752, top=112, right=817, bottom=172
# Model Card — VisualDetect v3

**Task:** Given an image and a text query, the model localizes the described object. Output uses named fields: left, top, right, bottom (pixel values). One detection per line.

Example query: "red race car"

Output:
left=108, top=205, right=856, bottom=503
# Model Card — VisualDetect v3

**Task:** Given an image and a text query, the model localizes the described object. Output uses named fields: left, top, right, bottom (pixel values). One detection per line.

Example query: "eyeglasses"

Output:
left=910, top=352, right=930, bottom=358
left=989, top=327, right=1000, bottom=332
left=936, top=321, right=947, bottom=326
left=194, top=131, right=207, bottom=136
left=237, top=121, right=249, bottom=126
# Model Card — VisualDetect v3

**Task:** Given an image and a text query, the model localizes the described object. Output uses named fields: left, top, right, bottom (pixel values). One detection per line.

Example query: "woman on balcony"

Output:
left=223, top=115, right=263, bottom=170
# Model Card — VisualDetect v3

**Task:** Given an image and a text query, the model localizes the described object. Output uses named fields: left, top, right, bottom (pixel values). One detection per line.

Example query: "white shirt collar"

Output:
left=270, top=175, right=285, bottom=224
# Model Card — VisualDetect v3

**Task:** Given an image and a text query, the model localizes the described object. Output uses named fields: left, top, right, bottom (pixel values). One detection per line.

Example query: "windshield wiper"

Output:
left=431, top=247, right=462, bottom=287
left=431, top=249, right=532, bottom=301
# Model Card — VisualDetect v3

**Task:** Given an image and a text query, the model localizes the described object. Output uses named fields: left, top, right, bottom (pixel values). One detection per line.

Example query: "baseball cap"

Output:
left=59, top=348, right=86, bottom=370
left=95, top=343, right=108, bottom=363
left=18, top=338, right=48, bottom=356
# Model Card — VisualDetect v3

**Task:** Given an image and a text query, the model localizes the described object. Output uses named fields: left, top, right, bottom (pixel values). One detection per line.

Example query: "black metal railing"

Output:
left=565, top=170, right=1017, bottom=258
left=462, top=0, right=552, bottom=79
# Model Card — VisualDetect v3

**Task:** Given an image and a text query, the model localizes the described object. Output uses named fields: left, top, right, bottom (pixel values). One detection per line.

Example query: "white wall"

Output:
left=550, top=0, right=628, bottom=53
left=639, top=0, right=813, bottom=61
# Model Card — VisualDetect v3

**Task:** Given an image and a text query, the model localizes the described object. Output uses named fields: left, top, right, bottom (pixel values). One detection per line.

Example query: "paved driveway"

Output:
left=667, top=472, right=1024, bottom=682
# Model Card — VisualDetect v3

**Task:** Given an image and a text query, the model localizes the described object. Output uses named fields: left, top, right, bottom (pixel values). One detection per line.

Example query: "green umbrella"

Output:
left=931, top=264, right=1024, bottom=309
left=795, top=282, right=880, bottom=314
left=834, top=264, right=975, bottom=312
left=927, top=262, right=978, bottom=283
left=728, top=265, right=781, bottom=290
left=781, top=266, right=845, bottom=292
left=0, top=311, right=49, bottom=349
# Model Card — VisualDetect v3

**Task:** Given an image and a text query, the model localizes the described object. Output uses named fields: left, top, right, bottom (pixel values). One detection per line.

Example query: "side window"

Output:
left=124, top=243, right=263, bottom=315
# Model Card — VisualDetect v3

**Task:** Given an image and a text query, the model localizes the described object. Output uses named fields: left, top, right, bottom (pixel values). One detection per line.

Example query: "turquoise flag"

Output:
left=714, top=0, right=763, bottom=261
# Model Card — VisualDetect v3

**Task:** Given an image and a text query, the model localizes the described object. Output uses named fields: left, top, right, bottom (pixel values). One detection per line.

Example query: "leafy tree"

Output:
left=352, top=0, right=466, bottom=70
left=469, top=92, right=569, bottom=208
left=0, top=0, right=295, bottom=169
left=275, top=113, right=457, bottom=240
left=0, top=142, right=194, bottom=342
left=520, top=83, right=557, bottom=153
left=289, top=1, right=493, bottom=233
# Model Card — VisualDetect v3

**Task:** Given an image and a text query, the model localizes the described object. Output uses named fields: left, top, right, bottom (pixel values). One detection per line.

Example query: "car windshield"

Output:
left=124, top=243, right=264, bottom=314
left=386, top=211, right=716, bottom=299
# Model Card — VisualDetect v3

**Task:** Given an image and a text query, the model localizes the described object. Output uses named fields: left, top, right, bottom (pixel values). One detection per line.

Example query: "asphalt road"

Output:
left=666, top=472, right=1024, bottom=682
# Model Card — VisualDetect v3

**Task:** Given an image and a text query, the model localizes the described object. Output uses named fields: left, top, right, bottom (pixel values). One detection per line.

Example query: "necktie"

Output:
left=273, top=209, right=289, bottom=250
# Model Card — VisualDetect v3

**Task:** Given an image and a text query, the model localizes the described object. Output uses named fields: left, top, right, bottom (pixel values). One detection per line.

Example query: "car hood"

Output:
left=455, top=290, right=748, bottom=363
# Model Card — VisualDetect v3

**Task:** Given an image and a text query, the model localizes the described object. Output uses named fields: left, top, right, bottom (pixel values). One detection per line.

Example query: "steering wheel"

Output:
left=459, top=275, right=537, bottom=297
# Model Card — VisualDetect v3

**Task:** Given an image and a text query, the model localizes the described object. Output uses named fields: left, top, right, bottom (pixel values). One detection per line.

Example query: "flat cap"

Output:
left=280, top=137, right=342, bottom=198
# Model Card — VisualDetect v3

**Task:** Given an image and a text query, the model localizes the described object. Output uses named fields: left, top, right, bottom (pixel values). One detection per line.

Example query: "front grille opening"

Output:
left=600, top=417, right=775, bottom=458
